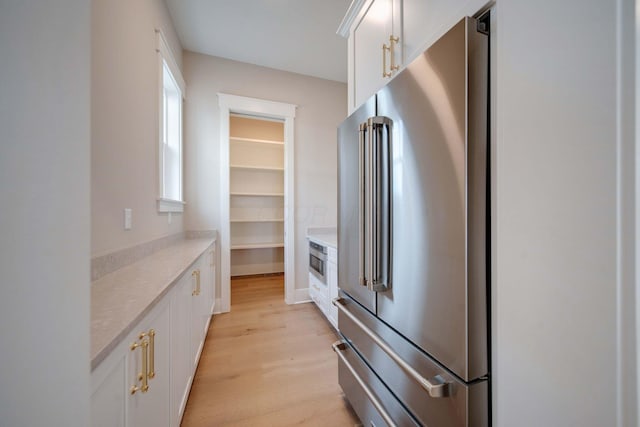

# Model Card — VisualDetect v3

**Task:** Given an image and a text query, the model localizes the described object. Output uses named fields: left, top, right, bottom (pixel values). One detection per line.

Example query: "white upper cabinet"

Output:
left=342, top=0, right=490, bottom=113
left=351, top=0, right=402, bottom=111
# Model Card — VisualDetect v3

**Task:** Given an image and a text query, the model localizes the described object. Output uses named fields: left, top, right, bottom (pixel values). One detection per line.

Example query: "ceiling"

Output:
left=164, top=0, right=352, bottom=83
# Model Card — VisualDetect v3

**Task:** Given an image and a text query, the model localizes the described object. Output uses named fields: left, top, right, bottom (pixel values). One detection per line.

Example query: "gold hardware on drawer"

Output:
left=130, top=327, right=157, bottom=395
left=148, top=329, right=156, bottom=379
left=192, top=269, right=201, bottom=296
left=130, top=337, right=149, bottom=394
left=140, top=340, right=149, bottom=392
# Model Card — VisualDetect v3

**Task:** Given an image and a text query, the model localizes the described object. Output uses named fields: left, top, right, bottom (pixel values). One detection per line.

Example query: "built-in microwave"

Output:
left=308, top=241, right=327, bottom=284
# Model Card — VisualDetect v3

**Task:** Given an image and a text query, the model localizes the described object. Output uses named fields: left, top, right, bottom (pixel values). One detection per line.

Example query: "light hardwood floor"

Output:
left=180, top=274, right=361, bottom=426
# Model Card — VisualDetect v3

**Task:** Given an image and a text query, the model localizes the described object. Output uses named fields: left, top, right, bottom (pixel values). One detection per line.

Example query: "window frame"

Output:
left=156, top=30, right=186, bottom=213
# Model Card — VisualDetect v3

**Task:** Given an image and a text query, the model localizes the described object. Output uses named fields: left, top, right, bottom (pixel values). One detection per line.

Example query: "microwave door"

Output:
left=338, top=96, right=376, bottom=314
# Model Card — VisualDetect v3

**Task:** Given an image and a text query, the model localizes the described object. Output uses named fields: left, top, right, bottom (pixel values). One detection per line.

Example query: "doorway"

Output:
left=218, top=94, right=296, bottom=312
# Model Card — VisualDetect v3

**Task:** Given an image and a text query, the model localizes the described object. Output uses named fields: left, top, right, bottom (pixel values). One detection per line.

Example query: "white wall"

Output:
left=0, top=2, right=91, bottom=426
left=183, top=52, right=346, bottom=294
left=494, top=1, right=636, bottom=425
left=92, top=0, right=184, bottom=257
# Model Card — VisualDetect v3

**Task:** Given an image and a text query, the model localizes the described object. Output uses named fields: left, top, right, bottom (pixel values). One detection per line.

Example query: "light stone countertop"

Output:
left=307, top=226, right=337, bottom=249
left=91, top=237, right=215, bottom=370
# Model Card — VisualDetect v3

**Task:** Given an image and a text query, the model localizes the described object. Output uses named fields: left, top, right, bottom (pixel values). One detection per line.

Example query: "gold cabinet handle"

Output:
left=130, top=341, right=141, bottom=395
left=382, top=43, right=392, bottom=78
left=389, top=35, right=400, bottom=72
left=129, top=338, right=149, bottom=394
left=137, top=330, right=154, bottom=379
left=140, top=340, right=149, bottom=392
left=147, top=329, right=155, bottom=379
left=192, top=270, right=199, bottom=296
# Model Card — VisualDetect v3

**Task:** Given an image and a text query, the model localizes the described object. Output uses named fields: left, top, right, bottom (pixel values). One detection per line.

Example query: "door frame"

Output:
left=217, top=93, right=297, bottom=311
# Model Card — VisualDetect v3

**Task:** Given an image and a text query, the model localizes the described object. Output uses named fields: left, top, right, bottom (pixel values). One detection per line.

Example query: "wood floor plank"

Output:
left=180, top=275, right=361, bottom=427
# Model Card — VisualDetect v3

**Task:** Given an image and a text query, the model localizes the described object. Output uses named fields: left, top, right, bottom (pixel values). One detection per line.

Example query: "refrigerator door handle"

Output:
left=358, top=122, right=367, bottom=287
left=365, top=118, right=374, bottom=290
left=368, top=116, right=392, bottom=292
left=333, top=298, right=450, bottom=398
left=333, top=341, right=398, bottom=427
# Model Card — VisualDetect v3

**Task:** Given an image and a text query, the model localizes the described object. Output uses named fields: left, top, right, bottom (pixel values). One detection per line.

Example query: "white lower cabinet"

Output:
left=91, top=353, right=127, bottom=427
left=308, top=245, right=339, bottom=331
left=91, top=297, right=171, bottom=427
left=91, top=244, right=216, bottom=427
left=127, top=298, right=171, bottom=427
left=309, top=273, right=328, bottom=315
left=170, top=269, right=194, bottom=427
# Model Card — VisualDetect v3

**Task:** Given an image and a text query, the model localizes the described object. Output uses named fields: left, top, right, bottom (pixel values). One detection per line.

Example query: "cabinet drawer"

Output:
left=339, top=294, right=489, bottom=427
left=308, top=273, right=328, bottom=314
left=335, top=340, right=419, bottom=427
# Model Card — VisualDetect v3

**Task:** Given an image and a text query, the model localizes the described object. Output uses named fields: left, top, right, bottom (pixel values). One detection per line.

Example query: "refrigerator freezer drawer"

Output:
left=335, top=340, right=420, bottom=427
left=338, top=293, right=489, bottom=427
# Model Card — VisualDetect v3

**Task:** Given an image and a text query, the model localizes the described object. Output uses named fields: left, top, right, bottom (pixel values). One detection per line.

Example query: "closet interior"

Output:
left=229, top=115, right=285, bottom=277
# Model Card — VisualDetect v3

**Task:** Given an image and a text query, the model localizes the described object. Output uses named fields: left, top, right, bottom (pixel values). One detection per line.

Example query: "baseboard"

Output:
left=213, top=298, right=227, bottom=314
left=294, top=288, right=311, bottom=304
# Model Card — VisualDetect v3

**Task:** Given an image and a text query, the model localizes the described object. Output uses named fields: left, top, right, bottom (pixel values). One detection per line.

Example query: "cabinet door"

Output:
left=91, top=353, right=127, bottom=427
left=353, top=0, right=402, bottom=110
left=127, top=298, right=171, bottom=427
left=191, top=255, right=207, bottom=369
left=170, top=273, right=193, bottom=427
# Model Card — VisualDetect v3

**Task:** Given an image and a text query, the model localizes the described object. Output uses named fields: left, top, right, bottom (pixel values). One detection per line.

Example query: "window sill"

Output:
left=157, top=198, right=185, bottom=213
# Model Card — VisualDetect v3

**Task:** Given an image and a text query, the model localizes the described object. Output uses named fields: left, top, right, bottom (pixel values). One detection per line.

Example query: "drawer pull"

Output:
left=333, top=298, right=449, bottom=398
left=192, top=270, right=201, bottom=296
left=130, top=339, right=149, bottom=394
left=333, top=341, right=397, bottom=427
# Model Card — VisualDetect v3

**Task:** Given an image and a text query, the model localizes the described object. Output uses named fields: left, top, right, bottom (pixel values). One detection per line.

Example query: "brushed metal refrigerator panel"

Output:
left=338, top=96, right=377, bottom=314
left=375, top=17, right=488, bottom=381
left=339, top=293, right=488, bottom=427
left=337, top=340, right=420, bottom=427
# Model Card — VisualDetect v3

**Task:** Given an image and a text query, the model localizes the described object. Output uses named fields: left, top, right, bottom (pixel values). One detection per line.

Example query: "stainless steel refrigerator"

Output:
left=334, top=16, right=490, bottom=427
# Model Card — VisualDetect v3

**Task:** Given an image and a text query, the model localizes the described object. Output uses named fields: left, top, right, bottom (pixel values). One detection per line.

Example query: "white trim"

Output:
left=155, top=30, right=185, bottom=95
left=219, top=93, right=296, bottom=119
left=213, top=298, right=224, bottom=315
left=157, top=198, right=185, bottom=213
left=294, top=288, right=312, bottom=304
left=156, top=29, right=185, bottom=211
left=337, top=0, right=368, bottom=38
left=218, top=93, right=297, bottom=312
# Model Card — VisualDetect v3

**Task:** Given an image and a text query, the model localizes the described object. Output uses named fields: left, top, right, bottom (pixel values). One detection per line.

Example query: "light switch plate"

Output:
left=124, top=208, right=132, bottom=230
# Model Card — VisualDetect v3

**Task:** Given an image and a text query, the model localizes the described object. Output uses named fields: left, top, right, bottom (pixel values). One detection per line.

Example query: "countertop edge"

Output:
left=307, top=233, right=338, bottom=250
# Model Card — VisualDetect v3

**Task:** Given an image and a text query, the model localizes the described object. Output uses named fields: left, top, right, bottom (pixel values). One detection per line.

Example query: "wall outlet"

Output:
left=124, top=208, right=132, bottom=230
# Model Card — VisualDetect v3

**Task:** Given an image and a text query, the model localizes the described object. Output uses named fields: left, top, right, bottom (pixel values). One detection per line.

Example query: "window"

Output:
left=156, top=30, right=185, bottom=212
